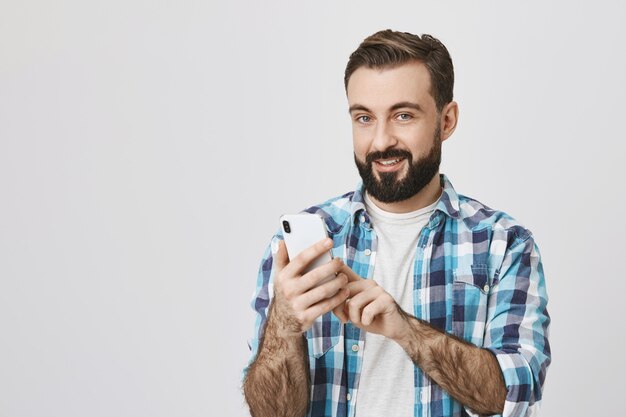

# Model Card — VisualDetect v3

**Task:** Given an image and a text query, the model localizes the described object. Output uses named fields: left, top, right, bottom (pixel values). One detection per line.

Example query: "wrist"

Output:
left=393, top=306, right=419, bottom=349
left=261, top=321, right=306, bottom=360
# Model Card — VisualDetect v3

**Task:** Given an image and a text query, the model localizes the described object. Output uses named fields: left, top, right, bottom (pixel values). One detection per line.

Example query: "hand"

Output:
left=271, top=238, right=350, bottom=337
left=332, top=264, right=410, bottom=341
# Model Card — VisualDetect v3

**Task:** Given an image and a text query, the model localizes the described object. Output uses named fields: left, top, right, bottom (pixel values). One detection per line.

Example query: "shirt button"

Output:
left=364, top=249, right=372, bottom=256
left=360, top=215, right=366, bottom=223
left=483, top=284, right=490, bottom=292
left=351, top=344, right=359, bottom=352
left=346, top=392, right=351, bottom=401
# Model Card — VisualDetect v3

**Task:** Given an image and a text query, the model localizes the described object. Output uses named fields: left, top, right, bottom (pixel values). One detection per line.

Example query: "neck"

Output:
left=367, top=173, right=443, bottom=214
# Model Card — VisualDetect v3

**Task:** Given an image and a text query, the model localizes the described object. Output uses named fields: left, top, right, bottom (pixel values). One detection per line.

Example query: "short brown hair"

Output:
left=344, top=29, right=454, bottom=112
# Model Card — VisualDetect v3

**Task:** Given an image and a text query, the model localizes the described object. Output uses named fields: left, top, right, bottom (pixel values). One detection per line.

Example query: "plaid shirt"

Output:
left=244, top=173, right=551, bottom=417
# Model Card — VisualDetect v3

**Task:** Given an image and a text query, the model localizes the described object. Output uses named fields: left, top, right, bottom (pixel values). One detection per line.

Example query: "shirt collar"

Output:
left=351, top=173, right=461, bottom=226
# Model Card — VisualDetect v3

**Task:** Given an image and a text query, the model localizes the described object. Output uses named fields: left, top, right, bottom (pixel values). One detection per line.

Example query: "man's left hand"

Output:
left=332, top=264, right=410, bottom=342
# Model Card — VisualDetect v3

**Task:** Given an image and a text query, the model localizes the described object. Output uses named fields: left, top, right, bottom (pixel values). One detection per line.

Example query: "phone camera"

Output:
left=282, top=220, right=291, bottom=233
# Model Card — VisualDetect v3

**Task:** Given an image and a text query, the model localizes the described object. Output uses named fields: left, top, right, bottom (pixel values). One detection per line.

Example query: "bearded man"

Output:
left=242, top=29, right=551, bottom=417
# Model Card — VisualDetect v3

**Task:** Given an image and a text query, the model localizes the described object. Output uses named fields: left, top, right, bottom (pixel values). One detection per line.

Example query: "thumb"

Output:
left=273, top=239, right=289, bottom=272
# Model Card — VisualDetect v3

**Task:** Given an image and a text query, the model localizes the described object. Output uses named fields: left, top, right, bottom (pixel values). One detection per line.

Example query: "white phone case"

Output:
left=280, top=213, right=334, bottom=278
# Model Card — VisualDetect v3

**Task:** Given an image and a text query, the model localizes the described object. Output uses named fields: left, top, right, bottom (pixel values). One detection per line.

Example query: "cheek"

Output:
left=352, top=136, right=368, bottom=159
left=394, top=123, right=425, bottom=139
left=398, top=126, right=434, bottom=151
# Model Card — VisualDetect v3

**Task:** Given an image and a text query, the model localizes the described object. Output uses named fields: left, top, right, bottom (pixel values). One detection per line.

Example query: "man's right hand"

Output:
left=271, top=237, right=350, bottom=337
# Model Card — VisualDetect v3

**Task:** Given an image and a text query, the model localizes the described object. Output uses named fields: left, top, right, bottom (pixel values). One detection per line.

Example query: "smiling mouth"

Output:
left=375, top=158, right=404, bottom=166
left=373, top=157, right=407, bottom=169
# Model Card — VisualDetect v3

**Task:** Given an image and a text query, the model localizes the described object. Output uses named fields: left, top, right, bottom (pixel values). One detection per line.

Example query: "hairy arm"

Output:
left=335, top=230, right=550, bottom=416
left=243, top=238, right=349, bottom=417
left=396, top=308, right=506, bottom=415
left=243, top=300, right=310, bottom=417
left=335, top=267, right=507, bottom=415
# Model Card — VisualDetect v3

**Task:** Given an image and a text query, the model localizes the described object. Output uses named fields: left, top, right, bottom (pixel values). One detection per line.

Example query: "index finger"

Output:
left=339, top=263, right=363, bottom=282
left=282, top=237, right=334, bottom=278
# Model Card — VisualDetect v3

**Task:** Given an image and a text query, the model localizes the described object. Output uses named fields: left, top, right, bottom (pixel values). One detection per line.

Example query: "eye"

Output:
left=356, top=115, right=371, bottom=123
left=396, top=113, right=412, bottom=121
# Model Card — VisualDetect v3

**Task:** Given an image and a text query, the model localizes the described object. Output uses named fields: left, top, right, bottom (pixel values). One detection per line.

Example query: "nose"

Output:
left=371, top=119, right=398, bottom=152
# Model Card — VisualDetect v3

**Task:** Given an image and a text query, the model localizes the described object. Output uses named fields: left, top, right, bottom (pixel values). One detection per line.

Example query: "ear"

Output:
left=439, top=101, right=459, bottom=142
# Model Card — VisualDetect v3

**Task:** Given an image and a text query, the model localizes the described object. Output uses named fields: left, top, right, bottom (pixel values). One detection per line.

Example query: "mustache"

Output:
left=365, top=149, right=412, bottom=165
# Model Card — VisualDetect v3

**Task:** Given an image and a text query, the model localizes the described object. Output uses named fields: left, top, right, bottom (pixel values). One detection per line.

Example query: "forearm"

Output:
left=396, top=310, right=506, bottom=415
left=243, top=302, right=310, bottom=417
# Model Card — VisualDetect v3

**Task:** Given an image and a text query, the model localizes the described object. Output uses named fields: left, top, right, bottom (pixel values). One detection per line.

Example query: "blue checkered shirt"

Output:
left=244, top=173, right=551, bottom=417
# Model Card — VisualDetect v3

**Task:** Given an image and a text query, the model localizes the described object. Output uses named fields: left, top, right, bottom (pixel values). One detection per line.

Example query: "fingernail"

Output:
left=324, top=238, right=333, bottom=248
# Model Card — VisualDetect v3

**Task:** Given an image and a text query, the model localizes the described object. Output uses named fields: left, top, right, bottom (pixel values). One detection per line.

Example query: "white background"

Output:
left=1, top=1, right=625, bottom=416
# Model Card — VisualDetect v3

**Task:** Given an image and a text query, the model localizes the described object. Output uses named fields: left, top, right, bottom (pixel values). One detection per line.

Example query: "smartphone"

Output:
left=280, top=213, right=335, bottom=285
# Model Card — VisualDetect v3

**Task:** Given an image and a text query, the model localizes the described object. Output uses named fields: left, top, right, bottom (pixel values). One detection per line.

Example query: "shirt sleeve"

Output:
left=482, top=231, right=551, bottom=417
left=241, top=231, right=282, bottom=382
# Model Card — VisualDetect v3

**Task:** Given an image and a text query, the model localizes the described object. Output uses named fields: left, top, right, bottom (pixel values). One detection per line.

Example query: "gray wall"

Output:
left=1, top=1, right=624, bottom=416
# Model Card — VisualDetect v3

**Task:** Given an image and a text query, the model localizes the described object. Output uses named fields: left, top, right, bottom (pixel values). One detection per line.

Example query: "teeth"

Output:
left=380, top=159, right=400, bottom=165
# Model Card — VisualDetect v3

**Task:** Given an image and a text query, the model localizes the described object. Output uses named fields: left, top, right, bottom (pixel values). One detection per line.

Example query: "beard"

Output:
left=354, top=125, right=442, bottom=203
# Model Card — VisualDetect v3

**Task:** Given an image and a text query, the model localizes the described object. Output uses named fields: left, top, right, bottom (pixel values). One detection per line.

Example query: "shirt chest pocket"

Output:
left=452, top=264, right=491, bottom=346
left=305, top=312, right=342, bottom=359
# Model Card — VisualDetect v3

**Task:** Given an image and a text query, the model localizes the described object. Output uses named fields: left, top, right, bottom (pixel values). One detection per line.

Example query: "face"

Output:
left=347, top=60, right=443, bottom=203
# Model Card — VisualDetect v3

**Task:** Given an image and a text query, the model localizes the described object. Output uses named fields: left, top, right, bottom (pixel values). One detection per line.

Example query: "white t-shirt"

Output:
left=354, top=190, right=441, bottom=417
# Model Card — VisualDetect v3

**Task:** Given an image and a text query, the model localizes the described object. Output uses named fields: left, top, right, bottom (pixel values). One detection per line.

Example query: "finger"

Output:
left=332, top=301, right=349, bottom=324
left=341, top=280, right=377, bottom=322
left=344, top=279, right=376, bottom=298
left=298, top=258, right=343, bottom=291
left=282, top=237, right=334, bottom=278
left=361, top=296, right=391, bottom=326
left=346, top=287, right=382, bottom=324
left=305, top=286, right=350, bottom=323
left=295, top=273, right=348, bottom=311
left=274, top=239, right=289, bottom=273
left=339, top=263, right=364, bottom=282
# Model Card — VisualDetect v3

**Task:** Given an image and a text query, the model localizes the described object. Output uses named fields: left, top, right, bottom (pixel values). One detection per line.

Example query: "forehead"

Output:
left=347, top=60, right=435, bottom=112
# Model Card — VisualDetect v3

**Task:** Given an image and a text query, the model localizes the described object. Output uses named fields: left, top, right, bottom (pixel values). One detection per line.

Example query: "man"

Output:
left=242, top=29, right=551, bottom=417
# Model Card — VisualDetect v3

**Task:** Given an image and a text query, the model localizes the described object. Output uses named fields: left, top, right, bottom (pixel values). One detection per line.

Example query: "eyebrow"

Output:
left=348, top=101, right=424, bottom=114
